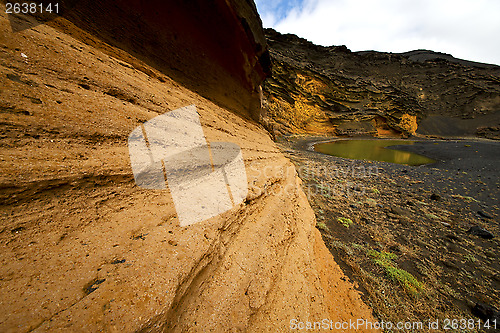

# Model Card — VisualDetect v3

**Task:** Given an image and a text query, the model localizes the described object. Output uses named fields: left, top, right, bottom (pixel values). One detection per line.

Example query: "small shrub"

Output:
left=316, top=221, right=330, bottom=232
left=368, top=250, right=423, bottom=295
left=337, top=217, right=353, bottom=228
left=329, top=240, right=355, bottom=257
left=451, top=194, right=478, bottom=203
left=465, top=253, right=477, bottom=262
left=425, top=213, right=439, bottom=220
left=384, top=265, right=423, bottom=295
left=351, top=243, right=365, bottom=251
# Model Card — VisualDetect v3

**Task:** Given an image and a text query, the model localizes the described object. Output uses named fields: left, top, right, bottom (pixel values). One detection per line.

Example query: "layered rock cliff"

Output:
left=262, top=28, right=500, bottom=139
left=0, top=1, right=375, bottom=332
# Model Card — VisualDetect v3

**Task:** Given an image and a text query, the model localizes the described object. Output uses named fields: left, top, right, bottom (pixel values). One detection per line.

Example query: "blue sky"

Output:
left=255, top=0, right=306, bottom=23
left=255, top=0, right=500, bottom=66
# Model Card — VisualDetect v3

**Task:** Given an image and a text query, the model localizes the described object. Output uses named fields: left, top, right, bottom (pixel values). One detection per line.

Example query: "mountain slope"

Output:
left=262, top=28, right=500, bottom=139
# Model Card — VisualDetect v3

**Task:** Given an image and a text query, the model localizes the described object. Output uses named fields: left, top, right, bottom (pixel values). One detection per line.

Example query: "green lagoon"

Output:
left=314, top=140, right=436, bottom=166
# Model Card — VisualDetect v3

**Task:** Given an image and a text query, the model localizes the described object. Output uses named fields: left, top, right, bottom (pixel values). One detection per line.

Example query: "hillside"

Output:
left=262, top=28, right=500, bottom=139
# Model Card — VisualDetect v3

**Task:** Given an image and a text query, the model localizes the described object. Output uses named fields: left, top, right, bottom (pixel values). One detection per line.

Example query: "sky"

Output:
left=255, top=0, right=500, bottom=66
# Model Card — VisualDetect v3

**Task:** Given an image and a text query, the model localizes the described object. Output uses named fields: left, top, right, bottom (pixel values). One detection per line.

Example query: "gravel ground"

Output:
left=279, top=135, right=500, bottom=331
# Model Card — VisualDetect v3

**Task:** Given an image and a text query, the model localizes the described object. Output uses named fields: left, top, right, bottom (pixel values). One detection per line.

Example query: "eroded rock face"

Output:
left=40, top=0, right=272, bottom=121
left=0, top=1, right=376, bottom=332
left=262, top=28, right=500, bottom=139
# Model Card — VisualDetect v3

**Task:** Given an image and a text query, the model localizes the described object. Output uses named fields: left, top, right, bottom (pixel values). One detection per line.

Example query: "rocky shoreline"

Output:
left=279, top=135, right=500, bottom=329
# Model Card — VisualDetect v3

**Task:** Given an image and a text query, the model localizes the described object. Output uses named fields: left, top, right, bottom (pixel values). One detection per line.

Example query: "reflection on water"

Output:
left=314, top=140, right=435, bottom=166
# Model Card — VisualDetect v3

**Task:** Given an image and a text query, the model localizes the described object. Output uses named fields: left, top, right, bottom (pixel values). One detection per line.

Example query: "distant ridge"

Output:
left=396, top=50, right=499, bottom=69
left=262, top=28, right=500, bottom=139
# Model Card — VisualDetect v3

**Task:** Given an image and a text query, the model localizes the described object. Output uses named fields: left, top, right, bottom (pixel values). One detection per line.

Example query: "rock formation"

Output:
left=262, top=28, right=500, bottom=139
left=0, top=1, right=375, bottom=332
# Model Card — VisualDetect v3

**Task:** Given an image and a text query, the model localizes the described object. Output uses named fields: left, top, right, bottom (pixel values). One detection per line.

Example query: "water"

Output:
left=314, top=139, right=436, bottom=166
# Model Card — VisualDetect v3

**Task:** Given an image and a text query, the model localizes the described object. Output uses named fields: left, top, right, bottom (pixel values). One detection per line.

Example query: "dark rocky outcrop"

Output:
left=472, top=302, right=500, bottom=322
left=467, top=226, right=494, bottom=239
left=261, top=28, right=500, bottom=139
left=38, top=0, right=271, bottom=121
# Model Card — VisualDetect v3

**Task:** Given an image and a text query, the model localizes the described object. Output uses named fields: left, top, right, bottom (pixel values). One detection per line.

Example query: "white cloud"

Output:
left=261, top=0, right=500, bottom=65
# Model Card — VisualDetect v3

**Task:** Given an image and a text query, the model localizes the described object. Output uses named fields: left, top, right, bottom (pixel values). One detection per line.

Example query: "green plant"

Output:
left=371, top=188, right=380, bottom=194
left=451, top=194, right=478, bottom=203
left=329, top=240, right=355, bottom=257
left=367, top=250, right=398, bottom=261
left=351, top=243, right=365, bottom=251
left=337, top=217, right=353, bottom=228
left=425, top=213, right=439, bottom=220
left=464, top=253, right=477, bottom=262
left=316, top=221, right=330, bottom=232
left=441, top=283, right=460, bottom=299
left=368, top=250, right=424, bottom=295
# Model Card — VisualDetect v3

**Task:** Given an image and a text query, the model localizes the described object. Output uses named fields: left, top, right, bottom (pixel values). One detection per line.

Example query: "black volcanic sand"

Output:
left=389, top=140, right=500, bottom=208
left=279, top=135, right=500, bottom=327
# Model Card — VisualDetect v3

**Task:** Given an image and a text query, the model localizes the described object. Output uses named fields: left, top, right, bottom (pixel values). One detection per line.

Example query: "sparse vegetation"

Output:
left=337, top=217, right=353, bottom=228
left=329, top=239, right=355, bottom=257
left=284, top=135, right=499, bottom=329
left=351, top=243, right=365, bottom=251
left=425, top=213, right=440, bottom=220
left=368, top=250, right=424, bottom=296
left=451, top=194, right=479, bottom=202
left=465, top=253, right=477, bottom=262
left=316, top=221, right=330, bottom=232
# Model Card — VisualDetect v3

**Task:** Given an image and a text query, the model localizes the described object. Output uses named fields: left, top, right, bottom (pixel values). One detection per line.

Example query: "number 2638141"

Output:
left=5, top=2, right=59, bottom=14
